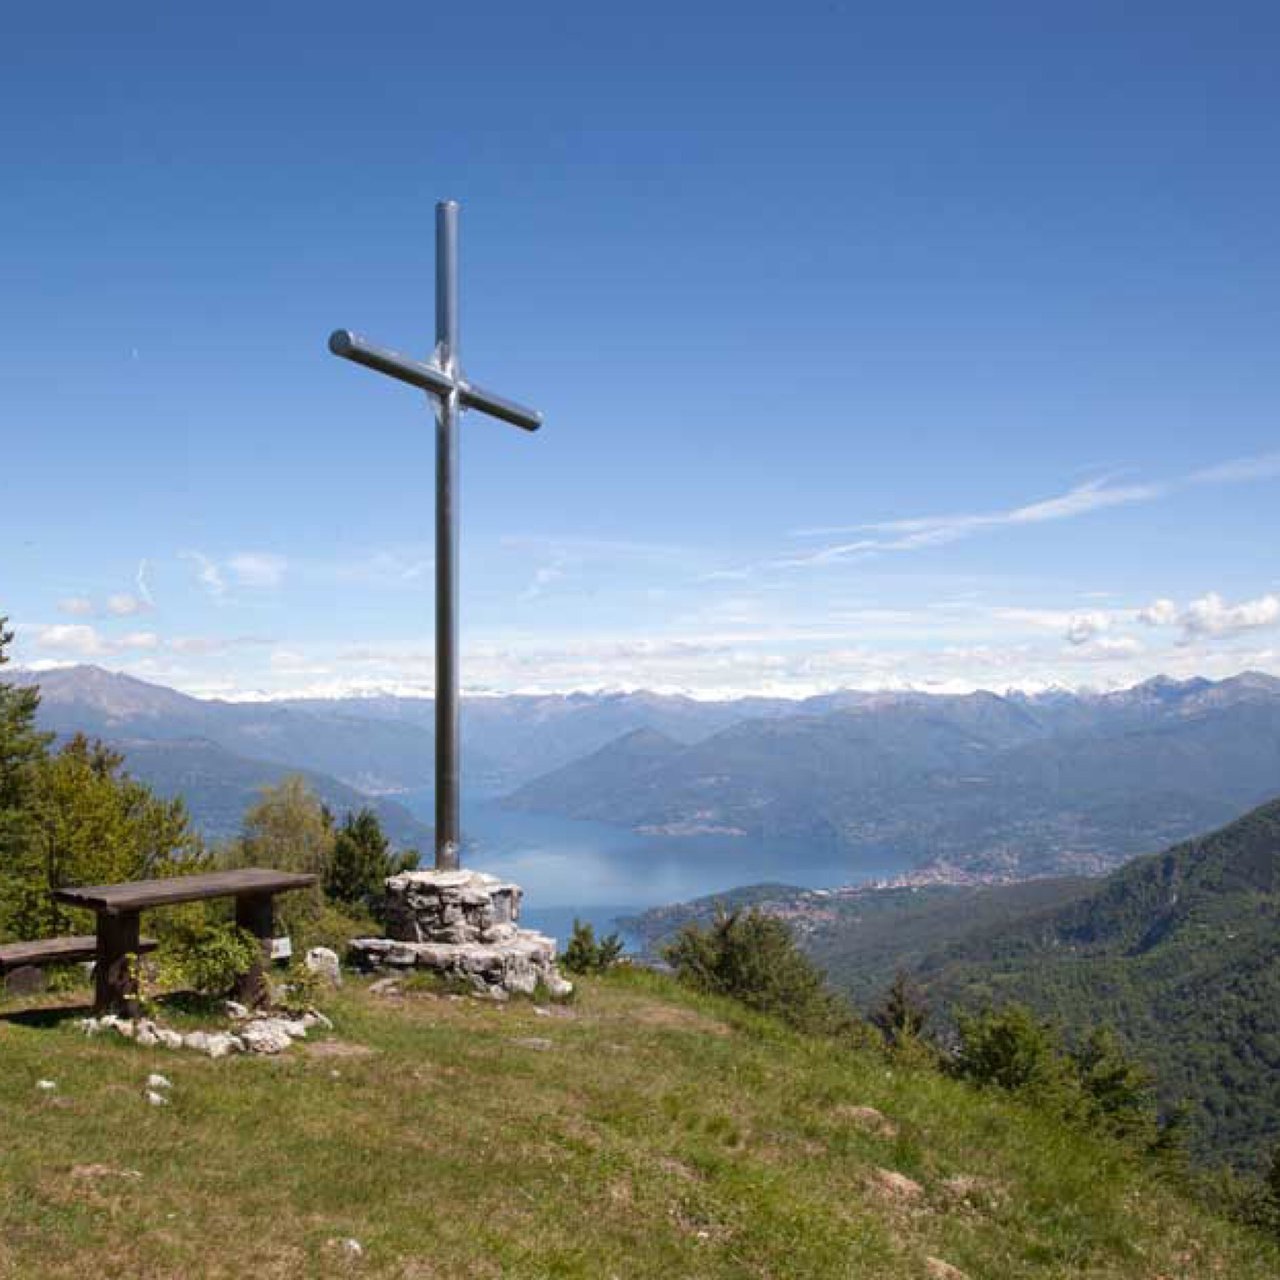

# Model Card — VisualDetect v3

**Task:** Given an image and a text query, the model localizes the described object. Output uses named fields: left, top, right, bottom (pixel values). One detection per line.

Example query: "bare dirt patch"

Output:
left=625, top=1002, right=731, bottom=1036
left=836, top=1104, right=899, bottom=1139
left=303, top=1040, right=376, bottom=1059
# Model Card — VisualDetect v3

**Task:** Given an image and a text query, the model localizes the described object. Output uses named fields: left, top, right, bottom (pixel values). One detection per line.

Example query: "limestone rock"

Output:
left=204, top=1032, right=244, bottom=1060
left=840, top=1104, right=898, bottom=1139
left=240, top=1019, right=295, bottom=1055
left=305, top=946, right=343, bottom=988
left=925, top=1258, right=969, bottom=1280
left=869, top=1167, right=924, bottom=1202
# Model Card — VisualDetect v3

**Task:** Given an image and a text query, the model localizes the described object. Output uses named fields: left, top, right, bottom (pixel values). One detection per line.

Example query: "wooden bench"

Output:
left=0, top=935, right=158, bottom=996
left=54, top=868, right=317, bottom=1015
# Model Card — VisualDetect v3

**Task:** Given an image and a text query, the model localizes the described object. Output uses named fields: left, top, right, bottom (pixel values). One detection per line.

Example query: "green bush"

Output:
left=168, top=921, right=261, bottom=998
left=562, top=919, right=624, bottom=975
left=665, top=906, right=858, bottom=1038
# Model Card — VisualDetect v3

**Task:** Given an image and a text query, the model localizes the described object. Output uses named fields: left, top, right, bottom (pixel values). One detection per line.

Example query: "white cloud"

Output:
left=35, top=624, right=107, bottom=656
left=118, top=631, right=159, bottom=650
left=1071, top=635, right=1144, bottom=661
left=32, top=624, right=160, bottom=657
left=227, top=552, right=287, bottom=589
left=1065, top=612, right=1111, bottom=646
left=1180, top=592, right=1280, bottom=641
left=57, top=597, right=95, bottom=617
left=1137, top=598, right=1177, bottom=626
left=107, top=593, right=147, bottom=616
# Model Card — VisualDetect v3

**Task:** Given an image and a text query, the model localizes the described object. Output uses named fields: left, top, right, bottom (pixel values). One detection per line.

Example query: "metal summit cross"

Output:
left=328, top=201, right=542, bottom=872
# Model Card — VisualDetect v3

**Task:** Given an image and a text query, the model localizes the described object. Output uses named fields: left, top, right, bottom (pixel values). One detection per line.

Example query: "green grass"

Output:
left=0, top=970, right=1275, bottom=1278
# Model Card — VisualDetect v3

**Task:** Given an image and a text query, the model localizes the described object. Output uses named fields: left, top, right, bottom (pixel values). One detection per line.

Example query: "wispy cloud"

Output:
left=226, top=552, right=287, bottom=589
left=181, top=551, right=227, bottom=599
left=780, top=451, right=1280, bottom=569
left=57, top=597, right=95, bottom=617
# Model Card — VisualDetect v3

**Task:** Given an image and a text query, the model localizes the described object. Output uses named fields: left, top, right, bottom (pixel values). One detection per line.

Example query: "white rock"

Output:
left=145, top=1089, right=168, bottom=1107
left=183, top=1030, right=210, bottom=1053
left=35, top=1079, right=57, bottom=1092
left=135, top=1025, right=159, bottom=1048
left=205, top=1032, right=244, bottom=1060
left=302, top=1010, right=334, bottom=1031
left=156, top=1029, right=184, bottom=1051
left=240, top=1019, right=294, bottom=1055
left=224, top=1000, right=250, bottom=1021
left=305, top=946, right=343, bottom=988
left=545, top=974, right=575, bottom=1000
left=334, top=1238, right=363, bottom=1259
left=146, top=1073, right=173, bottom=1091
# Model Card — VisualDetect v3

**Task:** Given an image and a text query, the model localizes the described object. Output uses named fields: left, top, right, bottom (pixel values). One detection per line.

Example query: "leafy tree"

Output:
left=8, top=734, right=200, bottom=939
left=665, top=906, right=856, bottom=1037
left=324, top=807, right=416, bottom=912
left=870, top=970, right=931, bottom=1046
left=562, top=918, right=624, bottom=975
left=219, top=775, right=334, bottom=942
left=235, top=775, right=336, bottom=877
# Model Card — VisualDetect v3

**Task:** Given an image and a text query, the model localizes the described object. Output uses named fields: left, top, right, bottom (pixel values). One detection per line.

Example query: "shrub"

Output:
left=665, top=906, right=857, bottom=1037
left=169, top=921, right=261, bottom=998
left=562, top=919, right=624, bottom=975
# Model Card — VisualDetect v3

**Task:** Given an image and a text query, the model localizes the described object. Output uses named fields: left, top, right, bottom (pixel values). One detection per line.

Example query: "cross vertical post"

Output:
left=434, top=202, right=462, bottom=870
left=329, top=200, right=542, bottom=872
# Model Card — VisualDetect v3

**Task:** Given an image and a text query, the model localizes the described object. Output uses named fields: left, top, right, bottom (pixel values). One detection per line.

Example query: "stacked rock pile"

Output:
left=349, top=869, right=573, bottom=1000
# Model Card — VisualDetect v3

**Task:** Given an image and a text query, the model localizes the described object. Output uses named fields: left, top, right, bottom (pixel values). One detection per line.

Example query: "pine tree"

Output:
left=0, top=619, right=53, bottom=939
left=870, top=970, right=930, bottom=1046
left=325, top=807, right=402, bottom=908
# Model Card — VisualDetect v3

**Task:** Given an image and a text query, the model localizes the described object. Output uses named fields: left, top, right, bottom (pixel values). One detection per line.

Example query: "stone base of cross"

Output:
left=348, top=868, right=573, bottom=1001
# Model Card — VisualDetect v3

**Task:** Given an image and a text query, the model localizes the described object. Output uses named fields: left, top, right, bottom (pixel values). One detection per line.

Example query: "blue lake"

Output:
left=399, top=790, right=914, bottom=944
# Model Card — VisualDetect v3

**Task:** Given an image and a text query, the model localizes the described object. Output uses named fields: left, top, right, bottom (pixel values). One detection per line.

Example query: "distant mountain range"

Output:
left=16, top=665, right=1280, bottom=878
left=508, top=672, right=1280, bottom=875
left=624, top=795, right=1280, bottom=1171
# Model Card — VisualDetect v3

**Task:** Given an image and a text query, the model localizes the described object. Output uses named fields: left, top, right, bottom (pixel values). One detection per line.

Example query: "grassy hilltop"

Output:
left=1, top=971, right=1276, bottom=1279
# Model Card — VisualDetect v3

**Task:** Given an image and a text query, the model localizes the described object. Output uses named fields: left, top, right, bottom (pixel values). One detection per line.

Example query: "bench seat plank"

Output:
left=53, top=868, right=317, bottom=914
left=0, top=935, right=158, bottom=972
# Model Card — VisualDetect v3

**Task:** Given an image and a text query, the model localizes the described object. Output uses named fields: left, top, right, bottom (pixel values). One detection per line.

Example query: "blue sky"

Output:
left=3, top=2, right=1278, bottom=698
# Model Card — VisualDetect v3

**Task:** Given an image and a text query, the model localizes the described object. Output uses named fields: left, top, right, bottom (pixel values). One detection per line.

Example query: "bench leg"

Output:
left=234, top=892, right=274, bottom=1007
left=95, top=911, right=142, bottom=1017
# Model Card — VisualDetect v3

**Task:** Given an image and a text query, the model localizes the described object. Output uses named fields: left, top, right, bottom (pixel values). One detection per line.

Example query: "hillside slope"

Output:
left=910, top=797, right=1280, bottom=1171
left=0, top=972, right=1275, bottom=1278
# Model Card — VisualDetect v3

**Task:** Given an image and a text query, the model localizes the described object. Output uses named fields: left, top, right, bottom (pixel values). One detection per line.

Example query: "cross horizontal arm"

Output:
left=329, top=330, right=542, bottom=432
